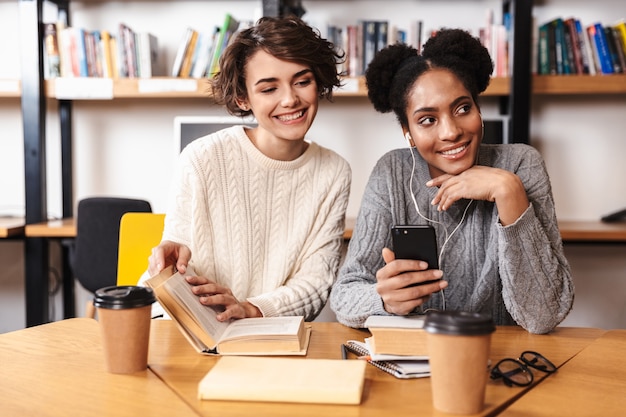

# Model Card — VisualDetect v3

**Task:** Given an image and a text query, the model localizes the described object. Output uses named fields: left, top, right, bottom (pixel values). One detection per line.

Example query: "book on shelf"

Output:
left=604, top=26, right=624, bottom=73
left=190, top=27, right=220, bottom=79
left=84, top=30, right=100, bottom=77
left=610, top=26, right=626, bottom=72
left=344, top=339, right=430, bottom=379
left=564, top=18, right=585, bottom=74
left=171, top=27, right=197, bottom=77
left=615, top=19, right=626, bottom=54
left=561, top=20, right=577, bottom=75
left=550, top=18, right=569, bottom=75
left=118, top=23, right=137, bottom=78
left=100, top=30, right=115, bottom=78
left=137, top=32, right=159, bottom=78
left=587, top=22, right=615, bottom=74
left=144, top=265, right=311, bottom=355
left=360, top=20, right=378, bottom=74
left=411, top=20, right=424, bottom=53
left=576, top=18, right=597, bottom=75
left=537, top=22, right=551, bottom=75
left=364, top=315, right=428, bottom=356
left=197, top=356, right=367, bottom=404
left=178, top=29, right=199, bottom=78
left=43, top=22, right=60, bottom=79
left=207, top=13, right=241, bottom=77
left=345, top=24, right=362, bottom=77
left=56, top=26, right=87, bottom=77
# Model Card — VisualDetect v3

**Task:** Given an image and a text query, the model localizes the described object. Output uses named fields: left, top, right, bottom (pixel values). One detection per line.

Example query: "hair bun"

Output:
left=365, top=43, right=418, bottom=113
left=421, top=29, right=492, bottom=94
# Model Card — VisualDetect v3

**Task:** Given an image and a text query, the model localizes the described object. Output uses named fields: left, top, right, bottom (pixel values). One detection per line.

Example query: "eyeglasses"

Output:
left=490, top=351, right=557, bottom=387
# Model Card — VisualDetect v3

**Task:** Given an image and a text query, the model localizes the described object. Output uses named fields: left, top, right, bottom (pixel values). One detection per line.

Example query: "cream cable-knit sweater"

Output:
left=153, top=125, right=351, bottom=321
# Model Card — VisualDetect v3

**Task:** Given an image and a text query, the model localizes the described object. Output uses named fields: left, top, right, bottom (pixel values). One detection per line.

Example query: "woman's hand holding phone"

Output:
left=376, top=247, right=447, bottom=316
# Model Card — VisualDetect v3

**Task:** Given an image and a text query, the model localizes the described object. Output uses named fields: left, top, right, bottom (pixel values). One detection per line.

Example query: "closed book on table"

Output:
left=198, top=356, right=367, bottom=404
left=365, top=315, right=427, bottom=356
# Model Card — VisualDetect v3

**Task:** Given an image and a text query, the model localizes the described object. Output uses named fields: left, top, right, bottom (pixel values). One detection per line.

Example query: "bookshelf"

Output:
left=42, top=74, right=511, bottom=99
left=41, top=74, right=626, bottom=98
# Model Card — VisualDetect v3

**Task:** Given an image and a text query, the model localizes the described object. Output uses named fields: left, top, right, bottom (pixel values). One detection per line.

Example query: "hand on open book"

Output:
left=377, top=248, right=447, bottom=316
left=186, top=275, right=263, bottom=321
left=148, top=240, right=192, bottom=277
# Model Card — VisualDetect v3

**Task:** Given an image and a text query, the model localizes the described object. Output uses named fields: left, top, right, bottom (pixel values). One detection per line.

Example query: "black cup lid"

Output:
left=423, top=310, right=495, bottom=336
left=93, top=286, right=156, bottom=310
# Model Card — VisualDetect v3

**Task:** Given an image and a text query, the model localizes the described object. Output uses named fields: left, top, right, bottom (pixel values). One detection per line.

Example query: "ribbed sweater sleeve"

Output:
left=162, top=126, right=351, bottom=321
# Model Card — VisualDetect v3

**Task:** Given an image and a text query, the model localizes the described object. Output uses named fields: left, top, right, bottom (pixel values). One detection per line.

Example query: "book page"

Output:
left=220, top=316, right=303, bottom=342
left=163, top=272, right=231, bottom=342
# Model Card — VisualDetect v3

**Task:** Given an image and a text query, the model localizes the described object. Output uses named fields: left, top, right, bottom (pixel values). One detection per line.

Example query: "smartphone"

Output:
left=391, top=224, right=439, bottom=272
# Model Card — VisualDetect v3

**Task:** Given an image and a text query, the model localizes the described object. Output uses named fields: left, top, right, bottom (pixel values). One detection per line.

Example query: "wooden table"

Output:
left=0, top=318, right=198, bottom=417
left=501, top=329, right=626, bottom=416
left=0, top=318, right=608, bottom=417
left=24, top=217, right=76, bottom=237
left=557, top=220, right=626, bottom=243
left=147, top=320, right=604, bottom=417
left=0, top=216, right=24, bottom=238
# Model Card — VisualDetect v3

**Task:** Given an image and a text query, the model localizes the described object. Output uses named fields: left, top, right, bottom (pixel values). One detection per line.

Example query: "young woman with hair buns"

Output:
left=330, top=28, right=573, bottom=334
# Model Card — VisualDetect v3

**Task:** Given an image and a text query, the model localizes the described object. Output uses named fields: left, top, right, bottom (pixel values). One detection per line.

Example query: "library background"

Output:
left=1, top=0, right=625, bottom=332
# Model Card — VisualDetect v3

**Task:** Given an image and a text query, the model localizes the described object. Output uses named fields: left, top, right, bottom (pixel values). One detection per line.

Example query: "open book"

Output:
left=364, top=315, right=427, bottom=356
left=144, top=265, right=311, bottom=355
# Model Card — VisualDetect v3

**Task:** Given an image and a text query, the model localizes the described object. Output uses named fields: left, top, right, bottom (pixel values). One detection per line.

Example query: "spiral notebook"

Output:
left=344, top=340, right=430, bottom=379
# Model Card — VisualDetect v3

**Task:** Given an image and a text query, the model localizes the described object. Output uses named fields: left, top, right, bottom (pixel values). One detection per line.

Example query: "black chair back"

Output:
left=71, top=197, right=152, bottom=293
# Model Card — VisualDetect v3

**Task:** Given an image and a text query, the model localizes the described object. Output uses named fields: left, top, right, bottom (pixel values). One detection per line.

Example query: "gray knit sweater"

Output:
left=329, top=144, right=574, bottom=334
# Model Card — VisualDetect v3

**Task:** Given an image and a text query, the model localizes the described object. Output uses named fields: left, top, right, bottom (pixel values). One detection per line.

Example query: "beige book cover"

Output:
left=365, top=315, right=428, bottom=356
left=198, top=356, right=367, bottom=404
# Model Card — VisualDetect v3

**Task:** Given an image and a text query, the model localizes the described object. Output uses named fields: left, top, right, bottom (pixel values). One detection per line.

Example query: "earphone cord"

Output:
left=407, top=146, right=473, bottom=311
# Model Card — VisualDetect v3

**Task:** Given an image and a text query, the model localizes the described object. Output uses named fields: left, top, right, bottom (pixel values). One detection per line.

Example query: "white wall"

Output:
left=1, top=0, right=625, bottom=332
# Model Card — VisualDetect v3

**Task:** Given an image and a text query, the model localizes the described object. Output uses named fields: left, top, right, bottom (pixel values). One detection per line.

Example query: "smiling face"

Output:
left=404, top=68, right=483, bottom=178
left=237, top=49, right=319, bottom=160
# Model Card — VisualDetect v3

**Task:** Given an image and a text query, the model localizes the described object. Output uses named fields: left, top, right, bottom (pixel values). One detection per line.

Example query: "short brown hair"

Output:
left=211, top=16, right=344, bottom=117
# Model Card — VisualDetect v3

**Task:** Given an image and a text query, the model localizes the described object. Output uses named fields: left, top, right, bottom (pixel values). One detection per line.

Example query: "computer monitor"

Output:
left=173, top=115, right=257, bottom=154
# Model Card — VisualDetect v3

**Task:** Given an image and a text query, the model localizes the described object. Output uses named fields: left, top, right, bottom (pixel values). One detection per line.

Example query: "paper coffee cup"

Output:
left=424, top=310, right=495, bottom=415
left=94, top=286, right=156, bottom=374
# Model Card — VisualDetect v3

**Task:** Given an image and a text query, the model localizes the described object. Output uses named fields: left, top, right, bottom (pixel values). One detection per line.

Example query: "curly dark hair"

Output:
left=365, top=28, right=493, bottom=128
left=211, top=16, right=345, bottom=117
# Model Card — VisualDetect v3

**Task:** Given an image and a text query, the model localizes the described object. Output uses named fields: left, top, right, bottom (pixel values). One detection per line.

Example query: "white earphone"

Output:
left=404, top=132, right=414, bottom=147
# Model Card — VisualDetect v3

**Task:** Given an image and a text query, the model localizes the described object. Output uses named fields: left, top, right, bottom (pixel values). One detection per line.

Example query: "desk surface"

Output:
left=21, top=217, right=626, bottom=243
left=0, top=217, right=25, bottom=238
left=0, top=318, right=607, bottom=417
left=24, top=217, right=76, bottom=238
left=501, top=329, right=626, bottom=416
left=147, top=321, right=604, bottom=417
left=0, top=318, right=198, bottom=417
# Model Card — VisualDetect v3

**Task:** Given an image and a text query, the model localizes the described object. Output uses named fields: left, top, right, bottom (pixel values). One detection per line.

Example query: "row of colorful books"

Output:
left=170, top=13, right=250, bottom=79
left=42, top=13, right=249, bottom=80
left=43, top=21, right=159, bottom=79
left=327, top=10, right=511, bottom=78
left=536, top=17, right=626, bottom=75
